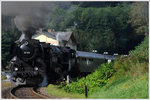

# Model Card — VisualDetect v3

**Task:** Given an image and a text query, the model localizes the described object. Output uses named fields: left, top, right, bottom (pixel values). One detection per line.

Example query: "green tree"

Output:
left=2, top=28, right=20, bottom=70
left=47, top=3, right=146, bottom=54
left=48, top=5, right=76, bottom=31
left=129, top=2, right=149, bottom=36
left=72, top=4, right=135, bottom=54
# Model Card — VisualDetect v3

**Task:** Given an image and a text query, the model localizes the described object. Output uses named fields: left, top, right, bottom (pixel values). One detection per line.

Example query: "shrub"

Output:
left=63, top=62, right=114, bottom=94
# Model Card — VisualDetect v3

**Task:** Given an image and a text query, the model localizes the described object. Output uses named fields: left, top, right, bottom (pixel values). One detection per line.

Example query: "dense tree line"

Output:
left=2, top=2, right=148, bottom=69
left=2, top=30, right=20, bottom=70
left=48, top=2, right=148, bottom=54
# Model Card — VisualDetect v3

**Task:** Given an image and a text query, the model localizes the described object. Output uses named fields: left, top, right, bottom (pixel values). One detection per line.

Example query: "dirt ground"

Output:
left=1, top=80, right=16, bottom=99
left=1, top=81, right=55, bottom=99
left=2, top=81, right=15, bottom=88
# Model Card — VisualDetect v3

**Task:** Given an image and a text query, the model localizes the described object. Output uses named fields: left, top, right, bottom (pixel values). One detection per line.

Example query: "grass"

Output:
left=46, top=84, right=85, bottom=99
left=88, top=74, right=149, bottom=99
left=88, top=37, right=149, bottom=98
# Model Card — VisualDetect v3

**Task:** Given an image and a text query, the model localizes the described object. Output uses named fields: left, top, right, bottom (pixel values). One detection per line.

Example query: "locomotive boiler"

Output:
left=10, top=31, right=116, bottom=86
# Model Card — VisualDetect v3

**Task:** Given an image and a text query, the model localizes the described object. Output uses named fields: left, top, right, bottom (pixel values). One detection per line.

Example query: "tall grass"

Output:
left=113, top=37, right=148, bottom=78
left=89, top=74, right=148, bottom=98
left=89, top=37, right=149, bottom=98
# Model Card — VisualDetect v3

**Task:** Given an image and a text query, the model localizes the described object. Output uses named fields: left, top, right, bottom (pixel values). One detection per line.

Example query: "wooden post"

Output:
left=85, top=85, right=88, bottom=98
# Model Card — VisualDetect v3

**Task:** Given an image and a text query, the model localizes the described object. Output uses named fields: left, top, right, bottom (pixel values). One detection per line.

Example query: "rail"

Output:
left=10, top=85, right=49, bottom=99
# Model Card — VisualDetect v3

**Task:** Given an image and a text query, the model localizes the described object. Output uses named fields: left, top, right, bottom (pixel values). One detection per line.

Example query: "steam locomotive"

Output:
left=10, top=33, right=116, bottom=86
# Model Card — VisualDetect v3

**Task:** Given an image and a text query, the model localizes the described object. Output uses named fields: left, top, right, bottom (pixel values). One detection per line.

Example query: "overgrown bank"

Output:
left=46, top=37, right=149, bottom=98
left=88, top=37, right=149, bottom=98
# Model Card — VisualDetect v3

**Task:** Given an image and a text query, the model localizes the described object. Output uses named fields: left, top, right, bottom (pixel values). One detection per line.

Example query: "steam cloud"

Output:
left=2, top=2, right=71, bottom=39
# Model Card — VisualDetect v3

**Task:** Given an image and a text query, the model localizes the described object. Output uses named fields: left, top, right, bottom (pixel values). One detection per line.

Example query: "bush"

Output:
left=63, top=62, right=114, bottom=94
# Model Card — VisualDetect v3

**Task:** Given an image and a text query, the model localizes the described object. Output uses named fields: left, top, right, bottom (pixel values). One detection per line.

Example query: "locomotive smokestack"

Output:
left=22, top=28, right=36, bottom=40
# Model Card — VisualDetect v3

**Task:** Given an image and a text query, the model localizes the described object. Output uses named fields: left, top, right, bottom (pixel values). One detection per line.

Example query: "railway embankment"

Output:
left=46, top=37, right=149, bottom=99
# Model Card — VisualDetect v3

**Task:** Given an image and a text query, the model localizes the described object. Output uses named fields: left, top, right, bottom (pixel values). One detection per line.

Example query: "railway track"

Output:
left=10, top=85, right=49, bottom=99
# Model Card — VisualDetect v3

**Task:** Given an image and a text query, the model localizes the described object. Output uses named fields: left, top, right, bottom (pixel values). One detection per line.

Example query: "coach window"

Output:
left=89, top=59, right=93, bottom=61
left=82, top=58, right=86, bottom=61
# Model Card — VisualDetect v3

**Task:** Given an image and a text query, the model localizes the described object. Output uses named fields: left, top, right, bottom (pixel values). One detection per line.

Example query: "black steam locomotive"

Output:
left=10, top=38, right=77, bottom=86
left=10, top=32, right=116, bottom=86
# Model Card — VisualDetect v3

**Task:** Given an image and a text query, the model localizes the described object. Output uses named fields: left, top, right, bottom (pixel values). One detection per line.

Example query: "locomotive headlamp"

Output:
left=14, top=67, right=18, bottom=71
left=34, top=67, right=38, bottom=71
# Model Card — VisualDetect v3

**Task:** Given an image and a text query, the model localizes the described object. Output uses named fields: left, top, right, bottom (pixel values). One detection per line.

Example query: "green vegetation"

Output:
left=46, top=2, right=149, bottom=98
left=113, top=37, right=148, bottom=79
left=48, top=2, right=148, bottom=54
left=89, top=37, right=149, bottom=98
left=2, top=30, right=20, bottom=70
left=89, top=74, right=148, bottom=98
left=47, top=37, right=148, bottom=98
left=71, top=5, right=133, bottom=53
left=63, top=62, right=114, bottom=94
left=129, top=2, right=148, bottom=36
left=2, top=2, right=149, bottom=98
left=46, top=84, right=85, bottom=98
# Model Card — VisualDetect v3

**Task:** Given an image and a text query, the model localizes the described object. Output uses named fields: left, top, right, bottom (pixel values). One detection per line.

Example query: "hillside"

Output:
left=46, top=37, right=148, bottom=98
left=88, top=37, right=149, bottom=98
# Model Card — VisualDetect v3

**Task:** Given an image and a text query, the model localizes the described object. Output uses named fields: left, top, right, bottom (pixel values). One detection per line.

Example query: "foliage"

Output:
left=71, top=4, right=144, bottom=54
left=48, top=5, right=76, bottom=31
left=48, top=3, right=148, bottom=54
left=2, top=29, right=20, bottom=69
left=129, top=2, right=149, bottom=36
left=63, top=62, right=114, bottom=94
left=58, top=37, right=149, bottom=98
